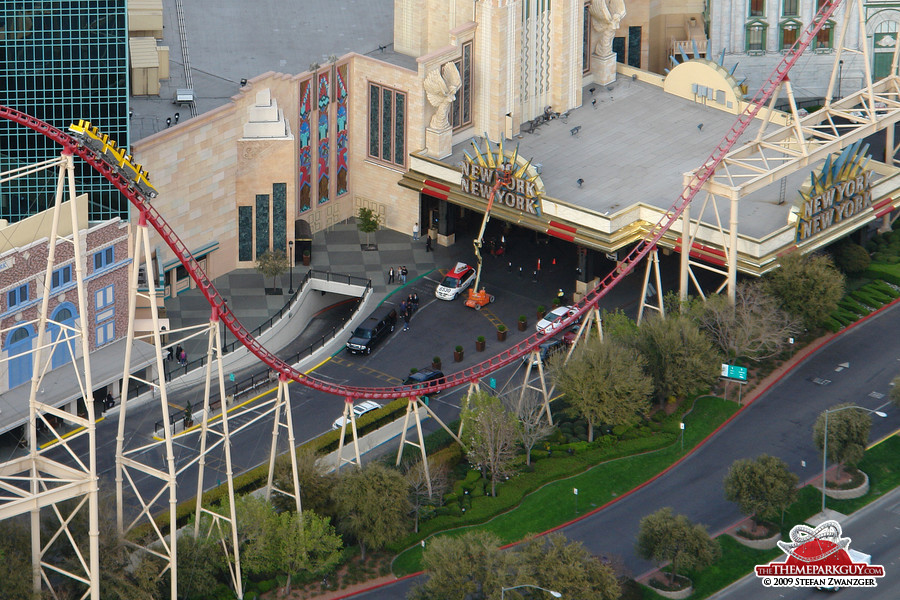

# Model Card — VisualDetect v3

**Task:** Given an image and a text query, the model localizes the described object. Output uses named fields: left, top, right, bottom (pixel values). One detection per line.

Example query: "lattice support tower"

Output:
left=193, top=308, right=244, bottom=599
left=395, top=395, right=465, bottom=498
left=636, top=248, right=665, bottom=323
left=0, top=152, right=101, bottom=599
left=115, top=212, right=181, bottom=599
left=334, top=397, right=363, bottom=471
left=265, top=376, right=303, bottom=515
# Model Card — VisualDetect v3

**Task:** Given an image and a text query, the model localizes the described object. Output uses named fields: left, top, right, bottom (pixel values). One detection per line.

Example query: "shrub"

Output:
left=455, top=345, right=463, bottom=353
left=832, top=241, right=871, bottom=274
left=476, top=335, right=485, bottom=343
left=497, top=324, right=507, bottom=332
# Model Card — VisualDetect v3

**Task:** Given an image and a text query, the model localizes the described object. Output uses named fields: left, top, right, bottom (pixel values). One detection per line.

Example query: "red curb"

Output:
left=322, top=572, right=421, bottom=600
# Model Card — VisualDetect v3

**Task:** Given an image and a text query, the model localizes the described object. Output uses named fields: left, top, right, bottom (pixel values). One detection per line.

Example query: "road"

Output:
left=346, top=301, right=900, bottom=599
left=711, top=484, right=900, bottom=600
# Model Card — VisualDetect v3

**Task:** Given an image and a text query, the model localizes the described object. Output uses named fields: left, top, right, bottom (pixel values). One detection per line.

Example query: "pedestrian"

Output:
left=425, top=235, right=432, bottom=252
left=166, top=345, right=174, bottom=361
left=403, top=308, right=411, bottom=331
left=388, top=266, right=395, bottom=284
left=400, top=300, right=408, bottom=317
left=105, top=392, right=114, bottom=410
left=413, top=222, right=419, bottom=240
left=179, top=349, right=187, bottom=366
left=408, top=293, right=415, bottom=312
left=175, top=345, right=183, bottom=364
left=557, top=288, right=565, bottom=304
left=412, top=292, right=419, bottom=310
left=401, top=265, right=408, bottom=284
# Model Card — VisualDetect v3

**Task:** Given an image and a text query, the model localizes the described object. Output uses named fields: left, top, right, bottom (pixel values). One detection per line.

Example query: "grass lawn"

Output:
left=392, top=396, right=738, bottom=575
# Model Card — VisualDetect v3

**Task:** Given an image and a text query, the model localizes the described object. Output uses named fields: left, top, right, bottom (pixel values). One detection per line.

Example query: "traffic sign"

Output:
left=720, top=363, right=748, bottom=381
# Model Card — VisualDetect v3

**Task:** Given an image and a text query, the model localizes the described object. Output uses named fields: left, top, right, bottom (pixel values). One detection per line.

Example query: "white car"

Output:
left=331, top=400, right=382, bottom=430
left=435, top=262, right=476, bottom=300
left=536, top=305, right=578, bottom=335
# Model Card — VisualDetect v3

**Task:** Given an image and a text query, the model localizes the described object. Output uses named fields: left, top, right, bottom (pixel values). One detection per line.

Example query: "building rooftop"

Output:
left=447, top=79, right=863, bottom=240
left=130, top=0, right=395, bottom=141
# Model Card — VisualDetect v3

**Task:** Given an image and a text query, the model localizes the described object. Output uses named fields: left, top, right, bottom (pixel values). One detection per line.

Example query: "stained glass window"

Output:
left=255, top=194, right=269, bottom=257
left=369, top=84, right=380, bottom=157
left=583, top=3, right=591, bottom=74
left=451, top=41, right=474, bottom=130
left=367, top=83, right=407, bottom=167
left=382, top=88, right=392, bottom=160
left=238, top=206, right=253, bottom=262
left=394, top=94, right=405, bottom=165
left=273, top=183, right=286, bottom=252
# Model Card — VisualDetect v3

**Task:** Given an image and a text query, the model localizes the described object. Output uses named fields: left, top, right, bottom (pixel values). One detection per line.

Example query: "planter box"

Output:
left=497, top=330, right=507, bottom=341
left=454, top=350, right=464, bottom=362
left=475, top=340, right=486, bottom=352
left=517, top=320, right=527, bottom=331
left=731, top=527, right=781, bottom=550
left=824, top=470, right=869, bottom=500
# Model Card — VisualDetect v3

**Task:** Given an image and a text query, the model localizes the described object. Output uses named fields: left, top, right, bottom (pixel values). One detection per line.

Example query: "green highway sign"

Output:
left=721, top=363, right=748, bottom=381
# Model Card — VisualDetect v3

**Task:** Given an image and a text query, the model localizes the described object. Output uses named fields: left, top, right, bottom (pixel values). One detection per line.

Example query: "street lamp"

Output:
left=501, top=585, right=562, bottom=599
left=288, top=240, right=294, bottom=294
left=820, top=405, right=886, bottom=513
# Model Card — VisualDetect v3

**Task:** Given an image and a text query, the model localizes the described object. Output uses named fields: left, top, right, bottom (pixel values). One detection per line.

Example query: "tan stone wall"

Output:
left=648, top=0, right=706, bottom=74
left=347, top=55, right=423, bottom=235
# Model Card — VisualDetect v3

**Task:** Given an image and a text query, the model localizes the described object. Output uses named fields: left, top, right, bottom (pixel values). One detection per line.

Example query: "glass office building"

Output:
left=0, top=1, right=129, bottom=223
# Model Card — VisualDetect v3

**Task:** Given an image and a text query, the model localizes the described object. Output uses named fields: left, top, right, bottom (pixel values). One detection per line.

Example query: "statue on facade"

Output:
left=589, top=0, right=627, bottom=58
left=424, top=62, right=462, bottom=130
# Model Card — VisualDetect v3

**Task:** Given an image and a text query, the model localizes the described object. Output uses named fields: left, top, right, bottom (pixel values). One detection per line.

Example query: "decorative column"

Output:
left=589, top=0, right=626, bottom=85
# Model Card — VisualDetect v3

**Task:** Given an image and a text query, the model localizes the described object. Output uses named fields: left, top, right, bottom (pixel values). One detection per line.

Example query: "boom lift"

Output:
left=465, top=167, right=513, bottom=310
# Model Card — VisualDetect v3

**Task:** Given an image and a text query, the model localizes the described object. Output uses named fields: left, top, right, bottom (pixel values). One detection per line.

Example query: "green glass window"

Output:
left=367, top=83, right=407, bottom=167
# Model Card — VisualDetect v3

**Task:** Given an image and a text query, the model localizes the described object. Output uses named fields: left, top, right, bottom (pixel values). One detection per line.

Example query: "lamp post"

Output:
left=501, top=585, right=562, bottom=599
left=820, top=405, right=886, bottom=513
left=288, top=240, right=294, bottom=294
left=837, top=60, right=843, bottom=101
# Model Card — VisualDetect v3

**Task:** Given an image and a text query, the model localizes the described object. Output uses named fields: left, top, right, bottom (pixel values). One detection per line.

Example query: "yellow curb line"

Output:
left=152, top=356, right=333, bottom=441
left=40, top=416, right=106, bottom=450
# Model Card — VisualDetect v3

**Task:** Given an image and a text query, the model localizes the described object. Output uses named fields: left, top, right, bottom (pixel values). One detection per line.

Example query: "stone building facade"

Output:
left=0, top=195, right=131, bottom=394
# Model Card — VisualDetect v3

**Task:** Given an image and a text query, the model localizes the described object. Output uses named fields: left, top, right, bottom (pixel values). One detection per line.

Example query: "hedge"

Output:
left=128, top=395, right=412, bottom=540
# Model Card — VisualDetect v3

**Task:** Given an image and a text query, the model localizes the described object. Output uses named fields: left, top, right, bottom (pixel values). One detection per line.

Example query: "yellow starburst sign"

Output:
left=796, top=140, right=872, bottom=242
left=460, top=135, right=544, bottom=216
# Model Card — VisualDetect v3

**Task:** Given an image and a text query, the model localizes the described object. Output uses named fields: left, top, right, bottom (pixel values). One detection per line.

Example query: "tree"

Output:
left=693, top=282, right=800, bottom=362
left=636, top=507, right=720, bottom=587
left=357, top=207, right=381, bottom=248
left=334, top=462, right=409, bottom=560
left=762, top=252, right=845, bottom=329
left=723, top=454, right=798, bottom=526
left=632, top=314, right=721, bottom=404
left=0, top=519, right=38, bottom=600
left=255, top=249, right=290, bottom=290
left=515, top=533, right=620, bottom=600
left=513, top=390, right=554, bottom=466
left=551, top=336, right=652, bottom=441
left=600, top=308, right=639, bottom=344
left=461, top=392, right=520, bottom=496
left=831, top=240, right=871, bottom=275
left=275, top=510, right=342, bottom=595
left=813, top=403, right=872, bottom=481
left=175, top=529, right=226, bottom=600
left=272, top=446, right=338, bottom=518
left=409, top=531, right=512, bottom=600
left=233, top=494, right=282, bottom=575
left=405, top=458, right=450, bottom=533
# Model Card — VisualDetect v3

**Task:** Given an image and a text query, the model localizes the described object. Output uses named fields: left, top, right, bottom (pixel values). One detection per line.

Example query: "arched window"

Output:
left=50, top=303, right=78, bottom=369
left=746, top=19, right=768, bottom=54
left=4, top=325, right=35, bottom=389
left=780, top=18, right=802, bottom=51
left=873, top=20, right=899, bottom=79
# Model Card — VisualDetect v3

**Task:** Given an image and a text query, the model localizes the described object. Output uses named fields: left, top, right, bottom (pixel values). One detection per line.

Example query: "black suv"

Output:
left=345, top=307, right=398, bottom=355
left=400, top=369, right=445, bottom=395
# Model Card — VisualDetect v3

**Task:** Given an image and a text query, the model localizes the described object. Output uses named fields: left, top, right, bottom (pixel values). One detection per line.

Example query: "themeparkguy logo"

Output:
left=755, top=520, right=885, bottom=589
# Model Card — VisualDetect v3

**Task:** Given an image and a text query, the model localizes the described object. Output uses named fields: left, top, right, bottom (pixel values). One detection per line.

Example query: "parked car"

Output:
left=522, top=339, right=565, bottom=367
left=536, top=305, right=578, bottom=335
left=398, top=369, right=445, bottom=395
left=345, top=306, right=398, bottom=355
left=435, top=262, right=476, bottom=300
left=331, top=400, right=382, bottom=430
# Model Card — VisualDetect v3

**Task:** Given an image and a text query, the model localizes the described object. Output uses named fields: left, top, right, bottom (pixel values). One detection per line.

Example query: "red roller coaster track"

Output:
left=0, top=1, right=839, bottom=401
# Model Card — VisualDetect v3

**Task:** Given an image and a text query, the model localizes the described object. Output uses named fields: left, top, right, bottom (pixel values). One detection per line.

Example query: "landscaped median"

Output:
left=637, top=433, right=900, bottom=599
left=391, top=395, right=739, bottom=576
